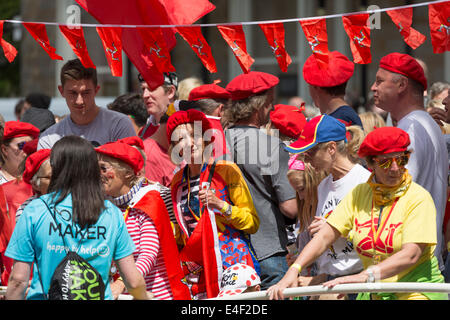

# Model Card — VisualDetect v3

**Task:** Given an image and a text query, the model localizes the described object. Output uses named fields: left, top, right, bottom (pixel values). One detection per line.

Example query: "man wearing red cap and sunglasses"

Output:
left=371, top=52, right=448, bottom=271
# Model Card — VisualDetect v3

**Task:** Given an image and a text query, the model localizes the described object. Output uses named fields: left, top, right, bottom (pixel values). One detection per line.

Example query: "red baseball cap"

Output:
left=22, top=149, right=51, bottom=185
left=189, top=83, right=231, bottom=101
left=358, top=126, right=410, bottom=158
left=270, top=104, right=306, bottom=139
left=226, top=71, right=279, bottom=101
left=303, top=51, right=354, bottom=87
left=166, top=109, right=212, bottom=144
left=379, top=52, right=427, bottom=90
left=96, top=142, right=144, bottom=174
left=3, top=121, right=40, bottom=141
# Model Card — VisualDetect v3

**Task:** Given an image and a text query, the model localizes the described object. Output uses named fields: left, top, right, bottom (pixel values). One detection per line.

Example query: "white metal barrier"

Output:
left=211, top=282, right=450, bottom=300
left=1, top=283, right=449, bottom=300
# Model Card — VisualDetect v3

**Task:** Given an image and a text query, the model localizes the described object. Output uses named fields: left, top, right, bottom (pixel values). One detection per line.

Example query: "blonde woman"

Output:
left=359, top=111, right=386, bottom=136
left=286, top=155, right=327, bottom=270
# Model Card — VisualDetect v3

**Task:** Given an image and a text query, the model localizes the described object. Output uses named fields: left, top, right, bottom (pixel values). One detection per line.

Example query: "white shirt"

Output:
left=397, top=110, right=448, bottom=269
left=315, top=164, right=371, bottom=276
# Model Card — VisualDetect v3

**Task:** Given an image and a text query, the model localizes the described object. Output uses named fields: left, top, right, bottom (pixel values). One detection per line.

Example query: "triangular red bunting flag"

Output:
left=96, top=26, right=123, bottom=77
left=176, top=26, right=217, bottom=73
left=342, top=14, right=371, bottom=64
left=429, top=1, right=450, bottom=54
left=75, top=0, right=215, bottom=90
left=23, top=23, right=63, bottom=60
left=217, top=25, right=254, bottom=73
left=59, top=25, right=96, bottom=69
left=0, top=21, right=17, bottom=63
left=259, top=23, right=292, bottom=72
left=137, top=27, right=176, bottom=74
left=386, top=8, right=426, bottom=50
left=299, top=18, right=329, bottom=69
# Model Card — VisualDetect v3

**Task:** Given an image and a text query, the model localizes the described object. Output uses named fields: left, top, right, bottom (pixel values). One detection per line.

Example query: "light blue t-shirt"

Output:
left=5, top=192, right=135, bottom=300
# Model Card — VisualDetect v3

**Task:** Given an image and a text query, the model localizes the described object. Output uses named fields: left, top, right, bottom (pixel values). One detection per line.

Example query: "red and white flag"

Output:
left=259, top=23, right=292, bottom=72
left=342, top=14, right=371, bottom=64
left=300, top=18, right=329, bottom=69
left=429, top=1, right=450, bottom=54
left=96, top=26, right=123, bottom=77
left=59, top=25, right=96, bottom=68
left=387, top=8, right=426, bottom=50
left=177, top=26, right=217, bottom=73
left=218, top=25, right=254, bottom=73
left=23, top=23, right=63, bottom=60
left=0, top=21, right=17, bottom=63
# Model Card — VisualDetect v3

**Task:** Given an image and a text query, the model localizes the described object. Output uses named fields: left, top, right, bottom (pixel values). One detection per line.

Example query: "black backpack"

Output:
left=35, top=199, right=106, bottom=300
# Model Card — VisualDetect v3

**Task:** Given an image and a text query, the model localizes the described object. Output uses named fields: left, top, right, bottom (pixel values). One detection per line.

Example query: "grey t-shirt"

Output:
left=38, top=107, right=136, bottom=149
left=224, top=126, right=296, bottom=260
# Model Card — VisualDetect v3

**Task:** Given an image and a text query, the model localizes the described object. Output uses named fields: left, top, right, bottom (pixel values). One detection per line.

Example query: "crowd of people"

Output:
left=0, top=49, right=449, bottom=301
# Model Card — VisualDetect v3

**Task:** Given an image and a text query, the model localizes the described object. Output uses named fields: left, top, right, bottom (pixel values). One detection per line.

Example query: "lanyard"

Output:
left=370, top=197, right=399, bottom=249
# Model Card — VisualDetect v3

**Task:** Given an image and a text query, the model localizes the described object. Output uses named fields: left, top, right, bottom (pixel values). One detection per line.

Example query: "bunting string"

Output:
left=0, top=0, right=449, bottom=89
left=2, top=0, right=448, bottom=28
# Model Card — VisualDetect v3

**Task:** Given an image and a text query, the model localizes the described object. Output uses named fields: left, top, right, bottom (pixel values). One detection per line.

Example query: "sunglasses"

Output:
left=373, top=153, right=410, bottom=170
left=17, top=141, right=27, bottom=150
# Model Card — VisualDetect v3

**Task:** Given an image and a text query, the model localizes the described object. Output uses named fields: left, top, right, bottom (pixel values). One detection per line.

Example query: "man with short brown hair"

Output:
left=371, top=52, right=448, bottom=270
left=38, top=59, right=135, bottom=149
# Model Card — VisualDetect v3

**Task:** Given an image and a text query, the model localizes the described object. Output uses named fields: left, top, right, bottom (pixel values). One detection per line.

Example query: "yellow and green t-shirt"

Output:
left=327, top=181, right=439, bottom=300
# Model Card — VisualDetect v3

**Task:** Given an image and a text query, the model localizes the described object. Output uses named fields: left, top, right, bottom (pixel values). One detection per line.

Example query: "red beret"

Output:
left=303, top=51, right=354, bottom=87
left=189, top=84, right=231, bottom=101
left=96, top=142, right=144, bottom=174
left=358, top=126, right=410, bottom=158
left=116, top=136, right=144, bottom=151
left=270, top=104, right=306, bottom=139
left=23, top=149, right=51, bottom=184
left=22, top=138, right=39, bottom=156
left=226, top=71, right=279, bottom=101
left=3, top=121, right=40, bottom=141
left=379, top=52, right=427, bottom=90
left=166, top=109, right=212, bottom=144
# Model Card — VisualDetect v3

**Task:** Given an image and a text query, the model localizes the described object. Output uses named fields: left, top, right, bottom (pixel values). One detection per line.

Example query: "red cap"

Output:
left=22, top=138, right=39, bottom=156
left=3, top=121, right=40, bottom=141
left=226, top=71, right=279, bottom=101
left=22, top=149, right=51, bottom=185
left=116, top=136, right=144, bottom=151
left=166, top=109, right=212, bottom=144
left=96, top=142, right=144, bottom=174
left=189, top=83, right=231, bottom=101
left=270, top=104, right=306, bottom=139
left=303, top=51, right=354, bottom=87
left=379, top=52, right=427, bottom=90
left=358, top=126, right=410, bottom=158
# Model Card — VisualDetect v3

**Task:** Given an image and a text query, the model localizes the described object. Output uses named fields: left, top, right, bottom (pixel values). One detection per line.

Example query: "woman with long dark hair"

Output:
left=5, top=136, right=150, bottom=300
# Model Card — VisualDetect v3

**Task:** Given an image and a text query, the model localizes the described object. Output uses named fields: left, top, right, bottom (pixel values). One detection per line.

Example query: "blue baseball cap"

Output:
left=285, top=115, right=347, bottom=154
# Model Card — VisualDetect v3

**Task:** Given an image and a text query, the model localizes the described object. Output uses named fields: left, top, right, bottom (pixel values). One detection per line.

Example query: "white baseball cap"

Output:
left=218, top=263, right=261, bottom=298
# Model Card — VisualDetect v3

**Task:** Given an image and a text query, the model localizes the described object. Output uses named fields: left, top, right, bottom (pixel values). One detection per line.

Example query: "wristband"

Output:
left=290, top=263, right=302, bottom=274
left=220, top=202, right=229, bottom=214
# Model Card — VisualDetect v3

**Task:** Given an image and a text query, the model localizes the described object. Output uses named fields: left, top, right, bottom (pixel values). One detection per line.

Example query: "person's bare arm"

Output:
left=115, top=255, right=152, bottom=300
left=6, top=261, right=31, bottom=300
left=279, top=198, right=298, bottom=220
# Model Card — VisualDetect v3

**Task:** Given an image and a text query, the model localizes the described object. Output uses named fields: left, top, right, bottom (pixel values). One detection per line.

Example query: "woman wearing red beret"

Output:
left=0, top=121, right=40, bottom=185
left=167, top=109, right=259, bottom=299
left=269, top=127, right=446, bottom=300
left=96, top=139, right=190, bottom=300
